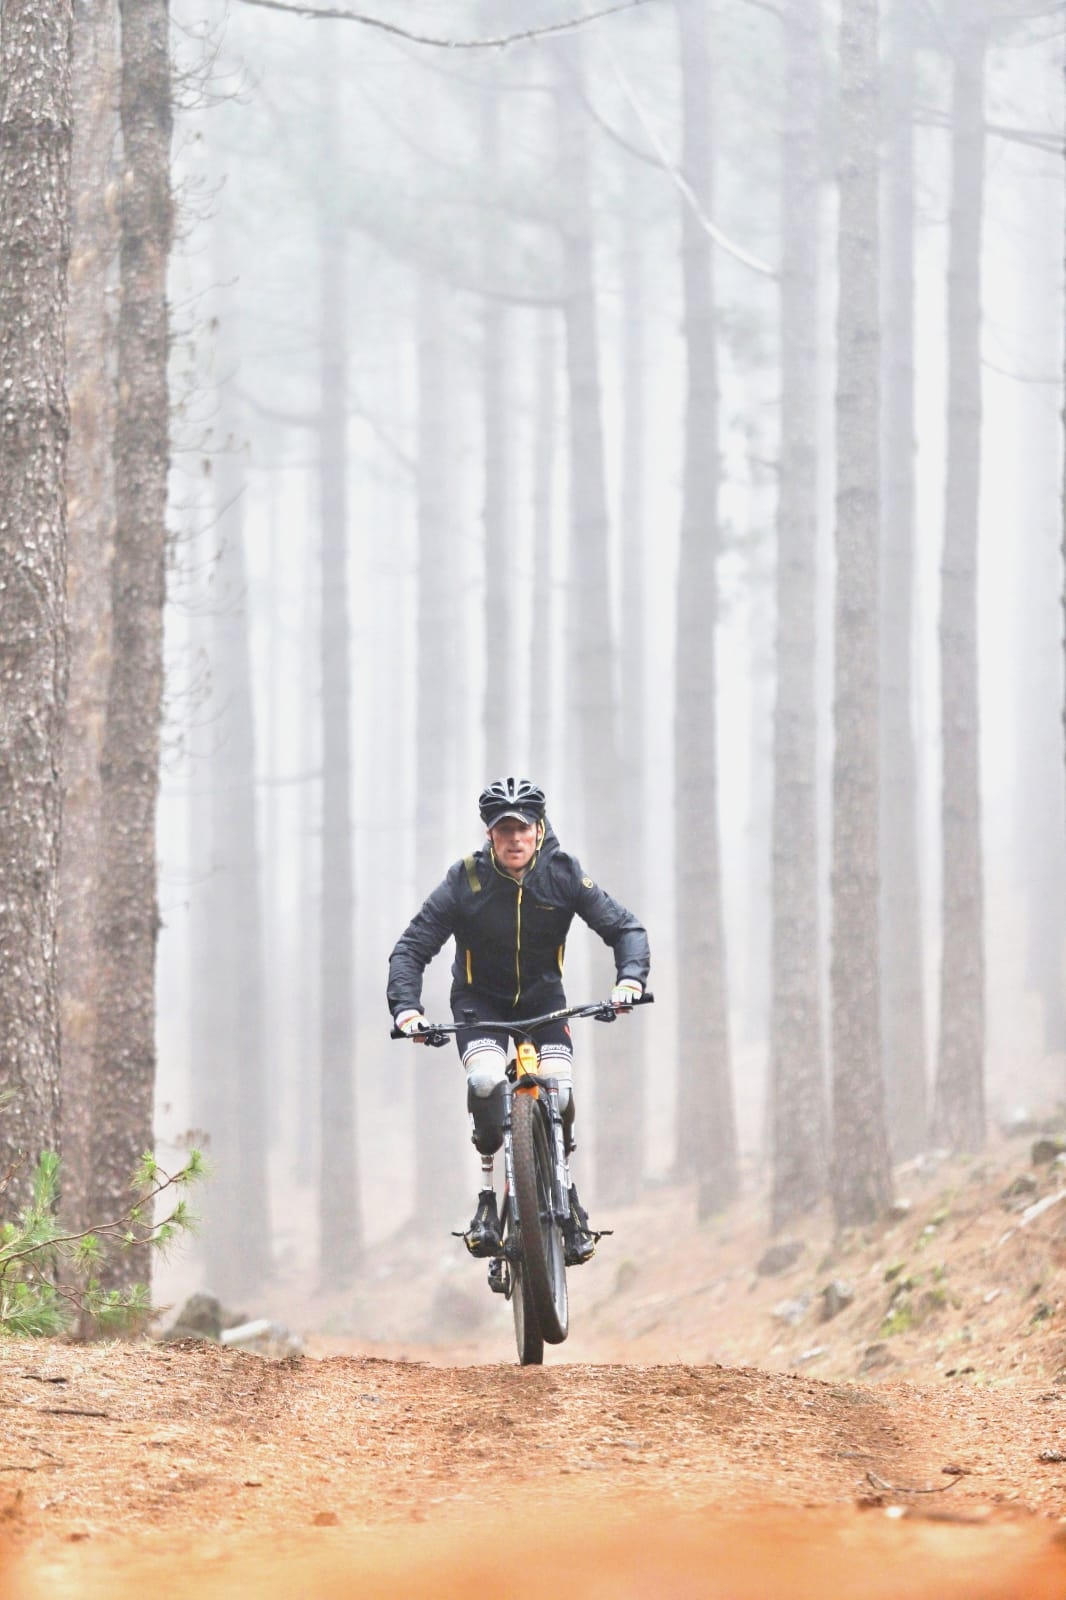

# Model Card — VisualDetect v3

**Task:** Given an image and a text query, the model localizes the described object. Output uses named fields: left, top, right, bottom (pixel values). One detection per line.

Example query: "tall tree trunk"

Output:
left=673, top=0, right=738, bottom=1216
left=59, top=0, right=117, bottom=1231
left=0, top=0, right=73, bottom=1215
left=294, top=505, right=319, bottom=1184
left=186, top=520, right=227, bottom=1285
left=529, top=312, right=557, bottom=777
left=262, top=448, right=284, bottom=1112
left=933, top=7, right=987, bottom=1153
left=200, top=257, right=272, bottom=1295
left=769, top=0, right=828, bottom=1232
left=830, top=0, right=894, bottom=1228
left=481, top=90, right=516, bottom=776
left=317, top=38, right=360, bottom=1278
left=90, top=0, right=171, bottom=1290
left=555, top=48, right=633, bottom=1201
left=413, top=268, right=467, bottom=1227
left=1012, top=130, right=1066, bottom=1056
left=880, top=0, right=927, bottom=1159
left=610, top=160, right=649, bottom=1200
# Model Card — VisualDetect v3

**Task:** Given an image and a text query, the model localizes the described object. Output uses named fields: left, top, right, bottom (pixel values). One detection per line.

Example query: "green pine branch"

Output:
left=0, top=1149, right=205, bottom=1338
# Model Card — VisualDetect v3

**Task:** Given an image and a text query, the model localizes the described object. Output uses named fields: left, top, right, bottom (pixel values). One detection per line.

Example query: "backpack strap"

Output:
left=463, top=855, right=482, bottom=894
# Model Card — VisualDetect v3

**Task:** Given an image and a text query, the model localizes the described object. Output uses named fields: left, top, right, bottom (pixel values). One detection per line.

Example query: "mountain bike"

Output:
left=392, top=993, right=654, bottom=1365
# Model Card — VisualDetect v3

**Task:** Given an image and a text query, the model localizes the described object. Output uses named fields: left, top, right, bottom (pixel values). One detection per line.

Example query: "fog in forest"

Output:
left=146, top=0, right=1065, bottom=1312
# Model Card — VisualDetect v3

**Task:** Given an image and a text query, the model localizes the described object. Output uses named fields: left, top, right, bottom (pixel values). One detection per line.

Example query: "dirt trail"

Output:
left=9, top=1132, right=1066, bottom=1594
left=4, top=1337, right=1066, bottom=1596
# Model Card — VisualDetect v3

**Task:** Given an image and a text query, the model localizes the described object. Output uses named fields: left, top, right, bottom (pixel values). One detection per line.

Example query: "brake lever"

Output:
left=389, top=1025, right=451, bottom=1047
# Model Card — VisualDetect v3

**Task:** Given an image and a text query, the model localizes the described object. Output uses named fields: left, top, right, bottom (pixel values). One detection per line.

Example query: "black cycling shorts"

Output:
left=452, top=993, right=574, bottom=1071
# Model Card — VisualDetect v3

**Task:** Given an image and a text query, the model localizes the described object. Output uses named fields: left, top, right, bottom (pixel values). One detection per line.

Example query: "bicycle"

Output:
left=391, top=993, right=654, bottom=1365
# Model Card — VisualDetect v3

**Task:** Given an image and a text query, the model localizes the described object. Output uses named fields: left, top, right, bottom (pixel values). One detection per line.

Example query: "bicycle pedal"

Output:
left=487, top=1260, right=508, bottom=1295
left=453, top=1227, right=502, bottom=1258
left=564, top=1235, right=596, bottom=1267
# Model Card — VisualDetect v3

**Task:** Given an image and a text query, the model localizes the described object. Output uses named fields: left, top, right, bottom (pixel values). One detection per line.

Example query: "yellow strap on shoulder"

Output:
left=464, top=855, right=482, bottom=894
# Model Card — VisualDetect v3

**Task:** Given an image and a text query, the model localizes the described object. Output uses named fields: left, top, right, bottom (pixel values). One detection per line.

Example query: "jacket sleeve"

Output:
left=386, top=869, right=459, bottom=1017
left=569, top=858, right=650, bottom=986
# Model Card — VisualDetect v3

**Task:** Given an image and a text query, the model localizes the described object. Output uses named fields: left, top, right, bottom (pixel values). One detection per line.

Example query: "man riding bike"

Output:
left=387, top=777, right=651, bottom=1265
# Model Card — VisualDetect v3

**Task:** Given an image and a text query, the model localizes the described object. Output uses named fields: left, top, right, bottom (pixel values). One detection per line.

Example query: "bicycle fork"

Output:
left=504, top=1067, right=571, bottom=1233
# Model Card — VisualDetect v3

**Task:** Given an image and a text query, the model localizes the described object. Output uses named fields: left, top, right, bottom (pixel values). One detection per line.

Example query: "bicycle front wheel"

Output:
left=511, top=1091, right=569, bottom=1345
left=503, top=1191, right=544, bottom=1365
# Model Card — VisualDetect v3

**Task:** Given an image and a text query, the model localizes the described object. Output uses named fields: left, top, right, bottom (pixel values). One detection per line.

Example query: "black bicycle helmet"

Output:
left=478, top=777, right=547, bottom=828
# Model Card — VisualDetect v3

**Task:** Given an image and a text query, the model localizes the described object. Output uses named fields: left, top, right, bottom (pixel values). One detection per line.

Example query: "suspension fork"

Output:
left=502, top=1079, right=520, bottom=1234
left=542, top=1080, right=571, bottom=1222
left=510, top=1041, right=570, bottom=1226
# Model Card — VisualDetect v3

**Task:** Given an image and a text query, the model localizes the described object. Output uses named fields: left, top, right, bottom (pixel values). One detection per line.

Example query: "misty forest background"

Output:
left=0, top=0, right=1063, bottom=1319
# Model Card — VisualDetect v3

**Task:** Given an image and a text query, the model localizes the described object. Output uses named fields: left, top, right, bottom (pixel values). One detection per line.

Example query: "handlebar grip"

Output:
left=636, top=990, right=654, bottom=1005
left=391, top=1024, right=452, bottom=1047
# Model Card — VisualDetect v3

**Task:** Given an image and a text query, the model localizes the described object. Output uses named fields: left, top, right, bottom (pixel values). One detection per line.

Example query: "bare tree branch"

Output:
left=237, top=384, right=416, bottom=472
left=915, top=103, right=1064, bottom=153
left=602, top=43, right=777, bottom=279
left=232, top=0, right=663, bottom=48
left=572, top=76, right=668, bottom=168
left=736, top=0, right=784, bottom=17
left=982, top=354, right=1062, bottom=385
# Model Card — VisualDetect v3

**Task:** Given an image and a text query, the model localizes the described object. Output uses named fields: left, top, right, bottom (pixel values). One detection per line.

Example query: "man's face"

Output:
left=489, top=817, right=539, bottom=875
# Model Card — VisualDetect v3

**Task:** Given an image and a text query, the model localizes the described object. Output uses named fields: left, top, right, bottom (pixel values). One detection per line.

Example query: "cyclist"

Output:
left=387, top=777, right=650, bottom=1266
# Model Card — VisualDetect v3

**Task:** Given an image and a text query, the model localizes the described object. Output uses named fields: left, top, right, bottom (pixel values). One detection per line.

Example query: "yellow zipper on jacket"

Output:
left=488, top=842, right=540, bottom=1007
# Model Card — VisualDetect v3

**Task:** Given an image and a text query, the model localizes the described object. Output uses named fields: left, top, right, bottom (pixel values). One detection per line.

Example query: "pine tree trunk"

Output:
left=59, top=0, right=117, bottom=1232
left=1012, top=131, right=1066, bottom=1056
left=529, top=313, right=557, bottom=777
left=481, top=91, right=515, bottom=776
left=673, top=0, right=738, bottom=1216
left=200, top=257, right=272, bottom=1294
left=186, top=519, right=228, bottom=1286
left=609, top=160, right=649, bottom=1201
left=317, top=43, right=360, bottom=1277
left=555, top=51, right=632, bottom=1202
left=90, top=0, right=171, bottom=1291
left=933, top=7, right=987, bottom=1153
left=294, top=514, right=319, bottom=1184
left=413, top=269, right=467, bottom=1227
left=769, top=0, right=828, bottom=1232
left=0, top=0, right=73, bottom=1215
left=880, top=1, right=927, bottom=1159
left=830, top=0, right=894, bottom=1229
left=558, top=69, right=618, bottom=834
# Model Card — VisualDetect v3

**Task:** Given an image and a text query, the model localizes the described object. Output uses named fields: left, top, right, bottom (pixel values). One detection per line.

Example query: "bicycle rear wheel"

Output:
left=511, top=1091, right=569, bottom=1345
left=503, top=1193, right=543, bottom=1365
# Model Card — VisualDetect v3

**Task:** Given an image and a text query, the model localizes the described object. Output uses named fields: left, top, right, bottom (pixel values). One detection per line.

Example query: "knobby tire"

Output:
left=503, top=1192, right=544, bottom=1364
left=511, top=1257, right=545, bottom=1366
left=511, top=1091, right=568, bottom=1345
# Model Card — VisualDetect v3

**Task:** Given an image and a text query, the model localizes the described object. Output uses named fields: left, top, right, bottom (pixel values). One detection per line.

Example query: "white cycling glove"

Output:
left=395, top=1008, right=429, bottom=1040
left=611, top=980, right=643, bottom=1012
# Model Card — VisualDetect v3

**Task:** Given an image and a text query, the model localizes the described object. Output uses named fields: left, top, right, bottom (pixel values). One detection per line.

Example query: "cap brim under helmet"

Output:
left=486, top=808, right=537, bottom=827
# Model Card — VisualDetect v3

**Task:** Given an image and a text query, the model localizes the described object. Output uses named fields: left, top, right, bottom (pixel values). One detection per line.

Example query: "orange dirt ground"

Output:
left=7, top=1126, right=1066, bottom=1596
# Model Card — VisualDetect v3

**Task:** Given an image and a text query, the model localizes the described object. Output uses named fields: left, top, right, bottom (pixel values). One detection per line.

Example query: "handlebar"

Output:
left=391, top=991, right=655, bottom=1046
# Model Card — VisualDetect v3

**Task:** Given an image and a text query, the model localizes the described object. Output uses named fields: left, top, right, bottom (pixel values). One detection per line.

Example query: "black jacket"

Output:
left=386, top=825, right=650, bottom=1017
